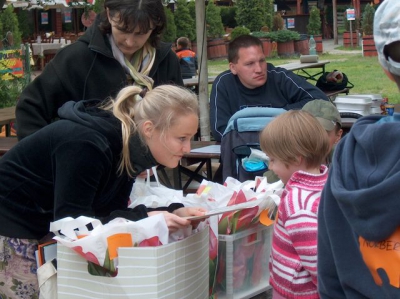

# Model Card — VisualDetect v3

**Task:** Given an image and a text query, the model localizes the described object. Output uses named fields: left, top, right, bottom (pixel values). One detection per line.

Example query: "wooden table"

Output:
left=167, top=141, right=220, bottom=193
left=31, top=42, right=65, bottom=70
left=277, top=60, right=330, bottom=81
left=0, top=106, right=16, bottom=137
left=0, top=137, right=18, bottom=158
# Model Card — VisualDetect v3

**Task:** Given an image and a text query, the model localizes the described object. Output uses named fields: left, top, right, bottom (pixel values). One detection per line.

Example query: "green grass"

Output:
left=207, top=53, right=400, bottom=104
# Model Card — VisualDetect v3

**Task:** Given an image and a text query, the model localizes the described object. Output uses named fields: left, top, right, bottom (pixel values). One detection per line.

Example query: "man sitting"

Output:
left=210, top=34, right=329, bottom=141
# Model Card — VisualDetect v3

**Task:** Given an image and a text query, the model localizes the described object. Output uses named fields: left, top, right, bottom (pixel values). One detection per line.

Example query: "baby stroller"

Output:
left=221, top=107, right=285, bottom=182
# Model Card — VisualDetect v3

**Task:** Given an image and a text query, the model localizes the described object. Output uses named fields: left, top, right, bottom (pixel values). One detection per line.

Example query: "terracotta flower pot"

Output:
left=277, top=40, right=295, bottom=57
left=362, top=35, right=377, bottom=57
left=343, top=31, right=358, bottom=48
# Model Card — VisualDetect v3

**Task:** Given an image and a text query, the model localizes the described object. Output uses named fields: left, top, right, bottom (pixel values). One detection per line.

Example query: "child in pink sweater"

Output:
left=260, top=110, right=330, bottom=299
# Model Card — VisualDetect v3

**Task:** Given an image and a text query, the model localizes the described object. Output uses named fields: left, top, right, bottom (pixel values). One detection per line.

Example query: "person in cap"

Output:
left=302, top=99, right=343, bottom=166
left=318, top=0, right=400, bottom=297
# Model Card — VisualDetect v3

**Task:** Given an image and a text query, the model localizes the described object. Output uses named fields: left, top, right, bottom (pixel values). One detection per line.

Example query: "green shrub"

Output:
left=236, top=0, right=265, bottom=32
left=162, top=7, right=177, bottom=43
left=307, top=6, right=321, bottom=35
left=230, top=26, right=251, bottom=40
left=251, top=31, right=270, bottom=38
left=362, top=4, right=375, bottom=36
left=0, top=5, right=22, bottom=46
left=220, top=6, right=237, bottom=28
left=175, top=0, right=196, bottom=41
left=206, top=0, right=224, bottom=39
left=272, top=13, right=284, bottom=31
left=267, top=30, right=300, bottom=42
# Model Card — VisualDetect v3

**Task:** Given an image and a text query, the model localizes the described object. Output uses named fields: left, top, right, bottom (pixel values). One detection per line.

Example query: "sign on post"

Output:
left=346, top=8, right=355, bottom=21
left=346, top=8, right=356, bottom=48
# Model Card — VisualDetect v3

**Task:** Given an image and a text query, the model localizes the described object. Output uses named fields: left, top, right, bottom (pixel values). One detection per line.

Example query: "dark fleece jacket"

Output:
left=0, top=100, right=182, bottom=240
left=16, top=15, right=183, bottom=140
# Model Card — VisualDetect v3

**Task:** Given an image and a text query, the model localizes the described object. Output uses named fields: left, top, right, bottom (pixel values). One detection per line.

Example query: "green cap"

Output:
left=302, top=100, right=342, bottom=131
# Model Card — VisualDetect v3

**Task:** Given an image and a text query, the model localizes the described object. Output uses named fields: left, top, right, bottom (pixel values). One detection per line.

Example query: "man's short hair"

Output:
left=177, top=37, right=190, bottom=48
left=228, top=34, right=263, bottom=63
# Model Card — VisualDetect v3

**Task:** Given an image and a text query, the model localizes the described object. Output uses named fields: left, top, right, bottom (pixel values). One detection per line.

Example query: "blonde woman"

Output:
left=0, top=85, right=205, bottom=297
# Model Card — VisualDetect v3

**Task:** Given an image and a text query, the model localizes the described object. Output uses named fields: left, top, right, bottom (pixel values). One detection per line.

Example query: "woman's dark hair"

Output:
left=98, top=0, right=166, bottom=48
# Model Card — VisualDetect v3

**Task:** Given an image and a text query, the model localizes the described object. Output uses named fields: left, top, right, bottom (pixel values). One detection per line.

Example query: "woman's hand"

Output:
left=148, top=207, right=207, bottom=232
left=173, top=207, right=208, bottom=230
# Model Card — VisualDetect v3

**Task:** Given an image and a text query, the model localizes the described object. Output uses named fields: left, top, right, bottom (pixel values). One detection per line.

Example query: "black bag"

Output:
left=316, top=70, right=354, bottom=91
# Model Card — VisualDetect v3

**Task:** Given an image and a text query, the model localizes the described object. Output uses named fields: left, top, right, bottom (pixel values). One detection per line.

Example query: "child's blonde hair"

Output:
left=260, top=110, right=330, bottom=169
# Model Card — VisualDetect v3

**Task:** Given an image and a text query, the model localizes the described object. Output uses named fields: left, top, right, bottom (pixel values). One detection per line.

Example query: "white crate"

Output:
left=214, top=224, right=273, bottom=299
left=342, top=94, right=383, bottom=114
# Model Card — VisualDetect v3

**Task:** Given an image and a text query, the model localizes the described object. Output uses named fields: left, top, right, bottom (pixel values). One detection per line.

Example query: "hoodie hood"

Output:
left=330, top=114, right=400, bottom=241
left=58, top=100, right=158, bottom=175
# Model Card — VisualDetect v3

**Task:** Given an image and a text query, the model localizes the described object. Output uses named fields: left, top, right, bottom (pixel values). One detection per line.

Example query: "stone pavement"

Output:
left=322, top=36, right=362, bottom=55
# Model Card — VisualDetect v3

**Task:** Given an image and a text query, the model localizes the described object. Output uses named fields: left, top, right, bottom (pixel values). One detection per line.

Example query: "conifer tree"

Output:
left=174, top=0, right=196, bottom=41
left=236, top=0, right=265, bottom=32
left=206, top=0, right=224, bottom=39
left=162, top=6, right=177, bottom=43
left=362, top=4, right=375, bottom=36
left=0, top=5, right=22, bottom=45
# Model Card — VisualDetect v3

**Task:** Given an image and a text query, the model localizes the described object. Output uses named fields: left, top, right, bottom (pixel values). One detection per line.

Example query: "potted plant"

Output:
left=361, top=4, right=376, bottom=56
left=252, top=31, right=272, bottom=58
left=267, top=30, right=300, bottom=57
left=307, top=6, right=323, bottom=53
left=206, top=0, right=226, bottom=59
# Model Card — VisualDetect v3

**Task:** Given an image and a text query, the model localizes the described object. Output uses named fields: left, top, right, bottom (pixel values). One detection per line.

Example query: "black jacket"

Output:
left=210, top=63, right=329, bottom=141
left=16, top=17, right=183, bottom=140
left=0, top=100, right=177, bottom=240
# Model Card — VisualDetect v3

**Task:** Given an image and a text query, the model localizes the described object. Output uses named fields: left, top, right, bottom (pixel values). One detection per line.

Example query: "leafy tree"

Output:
left=272, top=13, right=284, bottom=31
left=236, top=0, right=265, bottom=32
left=264, top=0, right=274, bottom=31
left=220, top=6, right=237, bottom=29
left=187, top=0, right=196, bottom=23
left=17, top=10, right=33, bottom=40
left=162, top=6, right=177, bottom=43
left=92, top=0, right=105, bottom=13
left=174, top=0, right=196, bottom=41
left=0, top=5, right=22, bottom=46
left=307, top=6, right=322, bottom=35
left=362, top=3, right=375, bottom=36
left=206, top=0, right=224, bottom=39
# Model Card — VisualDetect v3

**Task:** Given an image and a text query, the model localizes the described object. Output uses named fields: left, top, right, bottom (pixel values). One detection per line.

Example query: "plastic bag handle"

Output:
left=145, top=166, right=161, bottom=187
left=50, top=216, right=102, bottom=240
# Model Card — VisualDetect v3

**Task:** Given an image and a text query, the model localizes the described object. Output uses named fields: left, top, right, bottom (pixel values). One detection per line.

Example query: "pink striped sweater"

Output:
left=269, top=165, right=328, bottom=299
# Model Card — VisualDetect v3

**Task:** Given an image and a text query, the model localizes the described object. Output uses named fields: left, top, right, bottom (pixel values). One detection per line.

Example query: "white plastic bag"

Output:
left=52, top=214, right=169, bottom=271
left=129, top=167, right=183, bottom=208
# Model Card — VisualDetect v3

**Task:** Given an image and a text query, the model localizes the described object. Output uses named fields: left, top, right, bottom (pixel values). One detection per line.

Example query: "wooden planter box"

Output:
left=259, top=38, right=272, bottom=58
left=277, top=40, right=295, bottom=57
left=314, top=34, right=323, bottom=54
left=207, top=38, right=227, bottom=60
left=362, top=35, right=377, bottom=57
left=343, top=31, right=359, bottom=48
left=294, top=39, right=309, bottom=55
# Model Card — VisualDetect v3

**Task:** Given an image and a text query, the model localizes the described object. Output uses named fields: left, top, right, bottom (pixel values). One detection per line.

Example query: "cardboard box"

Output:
left=57, top=229, right=209, bottom=299
left=214, top=224, right=273, bottom=299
